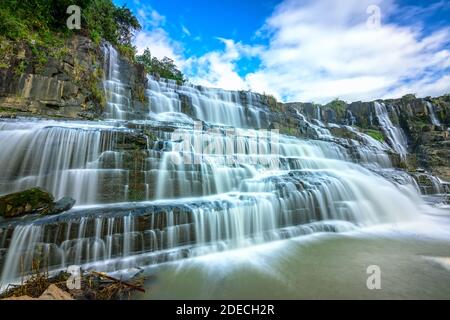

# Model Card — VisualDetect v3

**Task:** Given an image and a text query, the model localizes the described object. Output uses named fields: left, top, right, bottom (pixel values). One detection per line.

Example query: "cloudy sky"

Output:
left=114, top=0, right=450, bottom=103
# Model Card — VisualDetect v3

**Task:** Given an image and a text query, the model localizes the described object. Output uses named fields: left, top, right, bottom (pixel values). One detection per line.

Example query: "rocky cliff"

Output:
left=0, top=35, right=146, bottom=120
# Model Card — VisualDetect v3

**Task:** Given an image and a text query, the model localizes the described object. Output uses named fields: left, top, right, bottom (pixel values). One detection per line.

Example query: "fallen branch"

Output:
left=90, top=271, right=146, bottom=293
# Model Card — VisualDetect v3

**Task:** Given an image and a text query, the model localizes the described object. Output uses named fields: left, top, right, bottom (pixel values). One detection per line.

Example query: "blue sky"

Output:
left=114, top=0, right=450, bottom=103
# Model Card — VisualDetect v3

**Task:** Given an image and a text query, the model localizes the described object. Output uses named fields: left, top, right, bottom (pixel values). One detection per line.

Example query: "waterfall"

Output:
left=103, top=44, right=132, bottom=120
left=0, top=119, right=129, bottom=204
left=0, top=76, right=433, bottom=288
left=373, top=102, right=408, bottom=156
left=147, top=76, right=265, bottom=128
left=345, top=110, right=356, bottom=126
left=426, top=102, right=441, bottom=126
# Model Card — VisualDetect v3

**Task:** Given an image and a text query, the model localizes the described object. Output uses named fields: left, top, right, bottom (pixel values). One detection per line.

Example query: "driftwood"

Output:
left=90, top=271, right=146, bottom=293
left=1, top=268, right=147, bottom=300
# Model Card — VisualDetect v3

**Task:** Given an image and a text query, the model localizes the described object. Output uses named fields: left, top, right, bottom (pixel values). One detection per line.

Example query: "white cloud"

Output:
left=133, top=7, right=185, bottom=67
left=241, top=0, right=450, bottom=103
left=135, top=29, right=185, bottom=66
left=184, top=39, right=262, bottom=90
left=132, top=0, right=450, bottom=103
left=135, top=5, right=166, bottom=28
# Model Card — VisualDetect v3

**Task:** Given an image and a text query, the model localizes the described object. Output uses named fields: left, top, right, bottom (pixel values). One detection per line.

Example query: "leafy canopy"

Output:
left=136, top=47, right=185, bottom=84
left=0, top=0, right=141, bottom=47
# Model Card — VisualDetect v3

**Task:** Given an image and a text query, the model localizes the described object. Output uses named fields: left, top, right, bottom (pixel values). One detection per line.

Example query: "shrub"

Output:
left=136, top=47, right=185, bottom=84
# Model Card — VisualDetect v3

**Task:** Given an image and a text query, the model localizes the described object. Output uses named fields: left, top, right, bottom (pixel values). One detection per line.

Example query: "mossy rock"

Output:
left=363, top=129, right=384, bottom=142
left=0, top=187, right=54, bottom=218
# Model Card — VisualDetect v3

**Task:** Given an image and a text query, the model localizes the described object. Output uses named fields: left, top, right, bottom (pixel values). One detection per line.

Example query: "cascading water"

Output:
left=373, top=102, right=408, bottom=156
left=426, top=101, right=441, bottom=126
left=103, top=44, right=132, bottom=120
left=0, top=71, right=435, bottom=289
left=0, top=120, right=131, bottom=204
left=147, top=76, right=266, bottom=128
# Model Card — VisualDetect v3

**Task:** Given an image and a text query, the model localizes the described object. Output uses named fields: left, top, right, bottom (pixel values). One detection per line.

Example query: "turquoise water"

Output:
left=134, top=210, right=450, bottom=300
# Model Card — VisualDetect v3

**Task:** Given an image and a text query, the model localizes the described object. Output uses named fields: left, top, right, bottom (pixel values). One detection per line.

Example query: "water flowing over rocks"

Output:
left=0, top=40, right=449, bottom=290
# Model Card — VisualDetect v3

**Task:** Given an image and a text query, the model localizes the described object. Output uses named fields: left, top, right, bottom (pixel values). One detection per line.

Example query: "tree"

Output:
left=114, top=5, right=141, bottom=45
left=136, top=48, right=152, bottom=73
left=0, top=0, right=141, bottom=47
left=136, top=47, right=185, bottom=84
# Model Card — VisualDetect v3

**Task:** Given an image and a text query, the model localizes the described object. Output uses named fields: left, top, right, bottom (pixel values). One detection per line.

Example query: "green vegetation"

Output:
left=401, top=93, right=417, bottom=101
left=0, top=106, right=22, bottom=114
left=262, top=92, right=279, bottom=111
left=325, top=98, right=347, bottom=119
left=0, top=1, right=186, bottom=84
left=136, top=47, right=185, bottom=84
left=0, top=0, right=141, bottom=77
left=363, top=129, right=384, bottom=142
left=0, top=0, right=140, bottom=47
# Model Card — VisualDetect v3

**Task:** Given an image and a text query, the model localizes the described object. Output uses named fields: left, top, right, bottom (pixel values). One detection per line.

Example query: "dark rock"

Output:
left=45, top=197, right=76, bottom=215
left=0, top=188, right=54, bottom=218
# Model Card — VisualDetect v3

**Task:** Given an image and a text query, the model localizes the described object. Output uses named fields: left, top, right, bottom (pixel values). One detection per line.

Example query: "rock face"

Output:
left=283, top=95, right=450, bottom=181
left=0, top=35, right=147, bottom=120
left=0, top=188, right=76, bottom=218
left=0, top=187, right=54, bottom=218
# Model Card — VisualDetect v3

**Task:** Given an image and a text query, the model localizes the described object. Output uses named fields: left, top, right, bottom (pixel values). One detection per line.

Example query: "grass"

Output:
left=364, top=129, right=384, bottom=142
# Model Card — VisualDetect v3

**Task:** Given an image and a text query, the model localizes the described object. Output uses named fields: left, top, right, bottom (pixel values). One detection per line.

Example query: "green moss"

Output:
left=117, top=44, right=136, bottom=63
left=0, top=106, right=22, bottom=113
left=134, top=85, right=147, bottom=104
left=0, top=187, right=54, bottom=218
left=364, top=129, right=384, bottom=142
left=280, top=126, right=298, bottom=136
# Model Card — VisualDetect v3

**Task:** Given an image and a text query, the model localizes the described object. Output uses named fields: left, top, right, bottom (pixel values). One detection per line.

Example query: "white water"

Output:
left=0, top=120, right=129, bottom=204
left=426, top=101, right=441, bottom=126
left=373, top=102, right=408, bottom=156
left=147, top=76, right=265, bottom=128
left=103, top=45, right=132, bottom=120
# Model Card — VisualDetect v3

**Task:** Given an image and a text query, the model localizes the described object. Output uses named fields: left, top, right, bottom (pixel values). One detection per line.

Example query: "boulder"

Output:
left=38, top=284, right=74, bottom=300
left=0, top=188, right=76, bottom=218
left=0, top=187, right=54, bottom=218
left=45, top=197, right=76, bottom=215
left=1, top=284, right=74, bottom=300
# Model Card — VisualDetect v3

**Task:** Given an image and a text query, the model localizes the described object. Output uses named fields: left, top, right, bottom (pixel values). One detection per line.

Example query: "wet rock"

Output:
left=0, top=189, right=76, bottom=218
left=0, top=187, right=54, bottom=218
left=44, top=197, right=76, bottom=215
